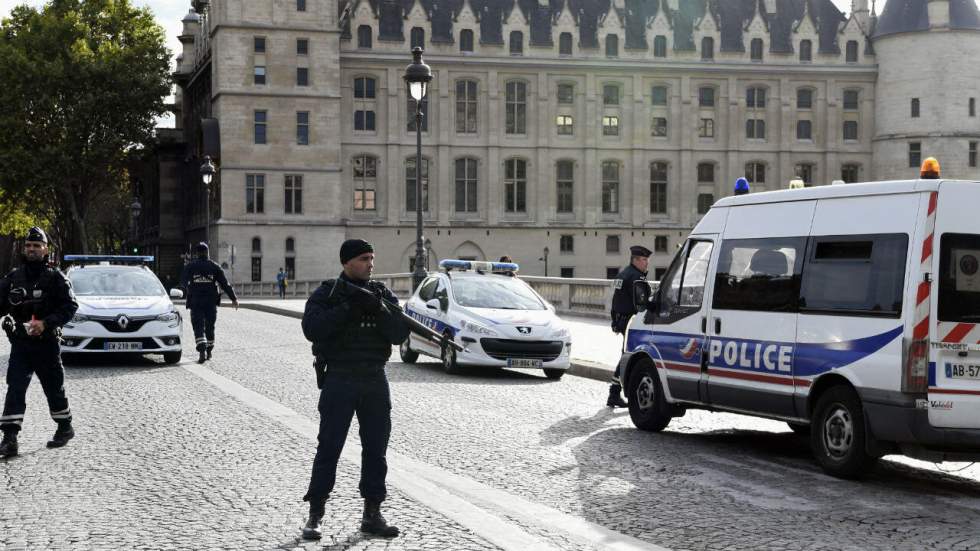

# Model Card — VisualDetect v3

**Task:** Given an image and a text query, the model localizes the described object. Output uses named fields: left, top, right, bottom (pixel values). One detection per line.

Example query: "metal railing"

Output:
left=235, top=273, right=658, bottom=319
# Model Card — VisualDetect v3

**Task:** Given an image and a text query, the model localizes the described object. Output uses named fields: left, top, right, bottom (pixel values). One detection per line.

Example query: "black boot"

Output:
left=47, top=422, right=74, bottom=448
left=606, top=384, right=628, bottom=408
left=197, top=349, right=207, bottom=364
left=0, top=432, right=17, bottom=458
left=206, top=347, right=213, bottom=360
left=301, top=499, right=325, bottom=540
left=361, top=499, right=399, bottom=538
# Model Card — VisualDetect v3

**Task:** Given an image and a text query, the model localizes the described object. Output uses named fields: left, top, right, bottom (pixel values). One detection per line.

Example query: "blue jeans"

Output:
left=304, top=369, right=392, bottom=502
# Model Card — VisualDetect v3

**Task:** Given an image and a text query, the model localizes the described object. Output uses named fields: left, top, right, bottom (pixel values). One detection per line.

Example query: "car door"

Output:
left=631, top=237, right=716, bottom=403
left=407, top=277, right=440, bottom=355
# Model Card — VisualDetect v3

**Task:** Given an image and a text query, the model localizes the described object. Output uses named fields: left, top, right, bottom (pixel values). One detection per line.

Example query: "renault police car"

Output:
left=399, top=260, right=571, bottom=379
left=618, top=159, right=980, bottom=479
left=60, top=256, right=184, bottom=364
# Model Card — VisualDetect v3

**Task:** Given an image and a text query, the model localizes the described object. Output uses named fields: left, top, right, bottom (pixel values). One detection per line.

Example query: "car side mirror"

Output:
left=169, top=288, right=184, bottom=299
left=632, top=280, right=652, bottom=312
left=425, top=298, right=441, bottom=310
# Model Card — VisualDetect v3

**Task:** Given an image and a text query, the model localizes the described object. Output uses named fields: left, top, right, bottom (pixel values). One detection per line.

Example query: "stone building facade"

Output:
left=170, top=0, right=980, bottom=282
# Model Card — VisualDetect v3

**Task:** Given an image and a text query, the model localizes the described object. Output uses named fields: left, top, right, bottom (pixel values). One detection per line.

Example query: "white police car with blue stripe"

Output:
left=399, top=260, right=571, bottom=379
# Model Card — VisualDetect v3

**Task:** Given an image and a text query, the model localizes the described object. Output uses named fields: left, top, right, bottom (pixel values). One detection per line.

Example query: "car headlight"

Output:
left=70, top=313, right=90, bottom=324
left=157, top=311, right=181, bottom=327
left=460, top=320, right=498, bottom=337
left=551, top=327, right=570, bottom=339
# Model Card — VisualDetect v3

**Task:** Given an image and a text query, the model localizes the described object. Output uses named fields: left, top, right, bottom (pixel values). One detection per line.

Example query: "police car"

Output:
left=399, top=260, right=572, bottom=379
left=60, top=256, right=184, bottom=364
left=618, top=159, right=980, bottom=478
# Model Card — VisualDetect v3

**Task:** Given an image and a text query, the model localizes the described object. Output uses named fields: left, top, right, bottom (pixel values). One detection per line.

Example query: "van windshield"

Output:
left=938, top=233, right=980, bottom=322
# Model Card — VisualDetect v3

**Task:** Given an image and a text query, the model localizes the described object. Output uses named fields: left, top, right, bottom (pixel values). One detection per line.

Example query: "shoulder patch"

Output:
left=614, top=279, right=623, bottom=290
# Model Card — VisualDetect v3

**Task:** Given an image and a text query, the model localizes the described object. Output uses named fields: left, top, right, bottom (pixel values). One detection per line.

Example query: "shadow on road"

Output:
left=392, top=359, right=558, bottom=386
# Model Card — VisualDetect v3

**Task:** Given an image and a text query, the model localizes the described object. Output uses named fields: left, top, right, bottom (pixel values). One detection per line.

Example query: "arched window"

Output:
left=601, top=161, right=620, bottom=213
left=750, top=38, right=763, bottom=61
left=459, top=29, right=474, bottom=52
left=650, top=162, right=668, bottom=214
left=505, top=81, right=527, bottom=134
left=845, top=40, right=858, bottom=63
left=284, top=238, right=296, bottom=279
left=357, top=25, right=372, bottom=49
left=654, top=35, right=667, bottom=57
left=605, top=34, right=619, bottom=57
left=701, top=37, right=714, bottom=60
left=285, top=237, right=295, bottom=253
left=799, top=39, right=812, bottom=62
left=509, top=31, right=523, bottom=55
left=252, top=237, right=262, bottom=253
left=411, top=27, right=425, bottom=49
left=352, top=155, right=377, bottom=211
left=559, top=32, right=572, bottom=55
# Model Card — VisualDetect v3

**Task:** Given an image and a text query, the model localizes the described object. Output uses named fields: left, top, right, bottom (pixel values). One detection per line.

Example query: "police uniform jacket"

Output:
left=0, top=263, right=78, bottom=341
left=302, top=273, right=410, bottom=366
left=180, top=258, right=237, bottom=310
left=610, top=263, right=647, bottom=333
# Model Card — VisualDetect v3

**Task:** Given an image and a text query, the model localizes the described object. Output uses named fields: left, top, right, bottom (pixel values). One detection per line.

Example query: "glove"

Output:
left=349, top=288, right=383, bottom=315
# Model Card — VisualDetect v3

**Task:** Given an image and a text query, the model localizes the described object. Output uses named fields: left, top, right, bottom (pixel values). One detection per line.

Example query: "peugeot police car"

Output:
left=618, top=159, right=980, bottom=479
left=400, top=260, right=572, bottom=379
left=61, top=256, right=184, bottom=364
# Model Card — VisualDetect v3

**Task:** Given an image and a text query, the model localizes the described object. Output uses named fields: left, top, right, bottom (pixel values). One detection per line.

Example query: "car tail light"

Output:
left=902, top=338, right=929, bottom=393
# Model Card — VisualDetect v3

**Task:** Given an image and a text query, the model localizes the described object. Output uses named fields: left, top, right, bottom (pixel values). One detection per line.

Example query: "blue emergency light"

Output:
left=734, top=177, right=750, bottom=196
left=438, top=259, right=519, bottom=273
left=63, top=255, right=155, bottom=265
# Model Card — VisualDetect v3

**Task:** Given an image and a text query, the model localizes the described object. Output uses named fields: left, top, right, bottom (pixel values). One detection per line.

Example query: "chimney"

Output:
left=928, top=0, right=950, bottom=29
left=851, top=0, right=869, bottom=33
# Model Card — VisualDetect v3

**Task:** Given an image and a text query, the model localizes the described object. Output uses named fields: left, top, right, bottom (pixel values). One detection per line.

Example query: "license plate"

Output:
left=945, top=363, right=980, bottom=379
left=105, top=342, right=142, bottom=351
left=507, top=358, right=543, bottom=369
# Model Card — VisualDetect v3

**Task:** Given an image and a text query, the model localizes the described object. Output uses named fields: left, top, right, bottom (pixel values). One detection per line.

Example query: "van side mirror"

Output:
left=425, top=298, right=441, bottom=310
left=169, top=288, right=184, bottom=299
left=632, top=280, right=652, bottom=312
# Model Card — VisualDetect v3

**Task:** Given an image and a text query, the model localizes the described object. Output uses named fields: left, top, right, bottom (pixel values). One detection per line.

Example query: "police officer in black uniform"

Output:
left=300, top=239, right=409, bottom=540
left=0, top=227, right=79, bottom=458
left=180, top=242, right=238, bottom=364
left=607, top=245, right=652, bottom=408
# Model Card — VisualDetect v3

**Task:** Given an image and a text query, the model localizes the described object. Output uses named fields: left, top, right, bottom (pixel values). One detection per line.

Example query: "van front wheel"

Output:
left=626, top=361, right=672, bottom=432
left=810, top=385, right=878, bottom=479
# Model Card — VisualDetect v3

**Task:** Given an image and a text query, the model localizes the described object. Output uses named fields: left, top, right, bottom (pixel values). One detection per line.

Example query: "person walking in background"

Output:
left=276, top=267, right=287, bottom=299
left=180, top=242, right=239, bottom=364
left=607, top=245, right=652, bottom=408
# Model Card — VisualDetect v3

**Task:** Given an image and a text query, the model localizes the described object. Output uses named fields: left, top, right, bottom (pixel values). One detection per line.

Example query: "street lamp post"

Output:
left=200, top=155, right=216, bottom=246
left=403, top=47, right=432, bottom=291
left=129, top=198, right=142, bottom=253
left=539, top=246, right=550, bottom=277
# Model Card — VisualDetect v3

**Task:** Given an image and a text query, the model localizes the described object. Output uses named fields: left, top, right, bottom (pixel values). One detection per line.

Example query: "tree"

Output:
left=0, top=0, right=171, bottom=253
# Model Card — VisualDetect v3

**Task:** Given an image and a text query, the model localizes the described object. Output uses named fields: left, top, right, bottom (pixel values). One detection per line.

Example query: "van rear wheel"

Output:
left=626, top=361, right=672, bottom=432
left=399, top=340, right=419, bottom=364
left=810, top=385, right=878, bottom=479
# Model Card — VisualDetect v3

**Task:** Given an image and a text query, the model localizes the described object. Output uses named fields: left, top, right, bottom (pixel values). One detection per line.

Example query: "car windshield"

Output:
left=451, top=277, right=545, bottom=310
left=69, top=269, right=166, bottom=297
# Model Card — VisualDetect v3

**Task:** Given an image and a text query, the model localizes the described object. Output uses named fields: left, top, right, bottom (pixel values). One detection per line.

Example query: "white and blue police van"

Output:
left=400, top=260, right=572, bottom=379
left=618, top=163, right=980, bottom=478
left=61, top=256, right=184, bottom=364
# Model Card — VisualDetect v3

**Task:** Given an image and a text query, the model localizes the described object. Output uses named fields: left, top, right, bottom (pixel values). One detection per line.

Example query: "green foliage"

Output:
left=0, top=0, right=171, bottom=253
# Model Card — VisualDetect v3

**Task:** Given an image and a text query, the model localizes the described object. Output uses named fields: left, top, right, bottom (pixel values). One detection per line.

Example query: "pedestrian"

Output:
left=276, top=267, right=287, bottom=299
left=300, top=239, right=409, bottom=540
left=497, top=255, right=517, bottom=276
left=498, top=255, right=512, bottom=263
left=0, top=227, right=79, bottom=459
left=607, top=245, right=652, bottom=408
left=179, top=242, right=238, bottom=364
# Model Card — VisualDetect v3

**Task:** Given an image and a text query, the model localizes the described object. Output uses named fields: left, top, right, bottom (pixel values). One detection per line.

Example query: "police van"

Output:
left=400, top=260, right=572, bottom=379
left=619, top=161, right=980, bottom=478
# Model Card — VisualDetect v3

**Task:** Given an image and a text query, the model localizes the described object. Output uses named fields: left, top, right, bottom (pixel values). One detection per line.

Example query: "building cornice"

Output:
left=218, top=164, right=342, bottom=173
left=212, top=23, right=341, bottom=35
left=213, top=91, right=342, bottom=101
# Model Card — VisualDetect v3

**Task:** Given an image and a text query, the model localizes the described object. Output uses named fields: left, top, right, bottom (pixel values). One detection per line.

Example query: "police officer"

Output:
left=0, top=227, right=79, bottom=458
left=180, top=242, right=238, bottom=364
left=607, top=245, right=652, bottom=408
left=300, top=239, right=409, bottom=540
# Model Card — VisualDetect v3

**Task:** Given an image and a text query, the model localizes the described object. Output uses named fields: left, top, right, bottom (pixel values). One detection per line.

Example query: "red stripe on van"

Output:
left=928, top=388, right=980, bottom=396
left=942, top=323, right=975, bottom=343
left=707, top=368, right=795, bottom=386
left=916, top=281, right=930, bottom=304
left=913, top=318, right=930, bottom=340
left=921, top=233, right=934, bottom=263
left=662, top=361, right=700, bottom=374
left=794, top=379, right=812, bottom=388
left=927, top=190, right=938, bottom=215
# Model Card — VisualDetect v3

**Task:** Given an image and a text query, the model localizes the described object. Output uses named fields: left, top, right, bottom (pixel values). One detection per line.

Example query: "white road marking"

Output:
left=183, top=363, right=668, bottom=551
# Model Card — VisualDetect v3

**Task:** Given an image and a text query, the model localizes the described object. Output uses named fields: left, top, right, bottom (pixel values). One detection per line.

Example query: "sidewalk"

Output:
left=237, top=299, right=619, bottom=382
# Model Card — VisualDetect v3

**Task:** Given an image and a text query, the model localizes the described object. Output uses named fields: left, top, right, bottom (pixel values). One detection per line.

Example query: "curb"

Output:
left=237, top=302, right=617, bottom=382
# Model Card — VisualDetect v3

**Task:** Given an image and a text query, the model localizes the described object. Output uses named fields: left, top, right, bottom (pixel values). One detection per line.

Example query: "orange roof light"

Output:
left=920, top=157, right=941, bottom=179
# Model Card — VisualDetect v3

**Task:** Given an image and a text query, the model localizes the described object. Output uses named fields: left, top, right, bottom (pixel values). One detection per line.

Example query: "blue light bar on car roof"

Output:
left=63, top=255, right=155, bottom=265
left=438, top=259, right=519, bottom=273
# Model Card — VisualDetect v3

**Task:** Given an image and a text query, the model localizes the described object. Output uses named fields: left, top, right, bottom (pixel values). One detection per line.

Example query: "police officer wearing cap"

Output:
left=179, top=242, right=238, bottom=364
left=0, top=227, right=79, bottom=458
left=300, top=239, right=409, bottom=540
left=607, top=245, right=651, bottom=408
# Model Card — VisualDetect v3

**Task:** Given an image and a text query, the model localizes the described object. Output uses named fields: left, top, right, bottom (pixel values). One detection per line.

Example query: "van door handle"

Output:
left=714, top=317, right=722, bottom=334
left=701, top=317, right=707, bottom=333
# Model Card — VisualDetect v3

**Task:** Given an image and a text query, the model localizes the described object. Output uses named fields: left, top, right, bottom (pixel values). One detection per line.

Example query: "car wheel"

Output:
left=626, top=360, right=672, bottom=432
left=163, top=351, right=182, bottom=365
left=441, top=336, right=462, bottom=375
left=399, top=340, right=419, bottom=364
left=543, top=368, right=565, bottom=380
left=810, top=385, right=878, bottom=479
left=787, top=422, right=810, bottom=435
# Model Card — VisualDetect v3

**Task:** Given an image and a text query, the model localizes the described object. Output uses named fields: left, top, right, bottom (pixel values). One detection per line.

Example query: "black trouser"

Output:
left=305, top=367, right=392, bottom=503
left=1, top=339, right=71, bottom=434
left=190, top=306, right=218, bottom=352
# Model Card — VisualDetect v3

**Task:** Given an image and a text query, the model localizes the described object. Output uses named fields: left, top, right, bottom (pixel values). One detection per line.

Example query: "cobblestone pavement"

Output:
left=4, top=307, right=980, bottom=550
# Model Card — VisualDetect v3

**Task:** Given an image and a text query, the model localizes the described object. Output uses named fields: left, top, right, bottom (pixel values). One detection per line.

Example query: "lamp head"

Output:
left=200, top=155, right=216, bottom=185
left=403, top=47, right=432, bottom=101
